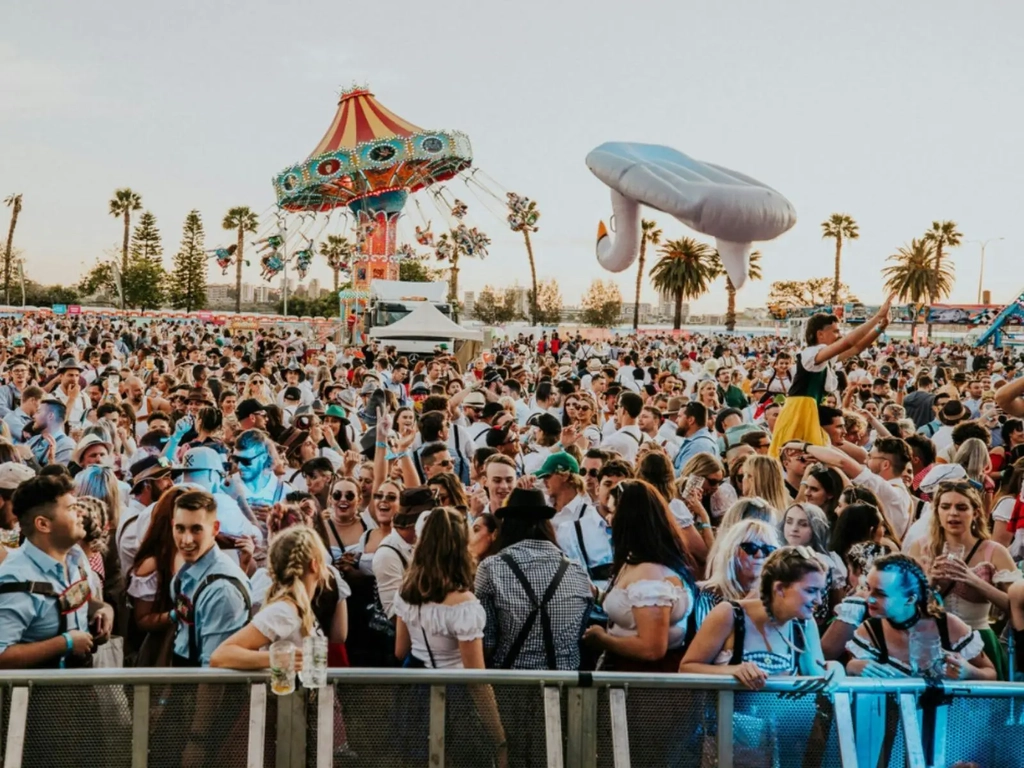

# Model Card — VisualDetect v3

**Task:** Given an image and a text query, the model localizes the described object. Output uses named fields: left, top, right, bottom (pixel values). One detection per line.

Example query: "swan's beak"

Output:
left=597, top=221, right=608, bottom=242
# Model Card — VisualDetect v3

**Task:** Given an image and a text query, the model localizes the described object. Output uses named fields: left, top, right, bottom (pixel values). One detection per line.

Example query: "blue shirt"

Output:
left=172, top=545, right=251, bottom=666
left=26, top=431, right=76, bottom=467
left=674, top=428, right=718, bottom=473
left=3, top=408, right=31, bottom=443
left=0, top=383, right=23, bottom=419
left=0, top=541, right=92, bottom=655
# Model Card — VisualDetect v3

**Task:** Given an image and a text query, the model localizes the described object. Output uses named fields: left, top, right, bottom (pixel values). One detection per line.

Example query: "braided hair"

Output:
left=758, top=545, right=826, bottom=619
left=872, top=553, right=941, bottom=619
left=265, top=526, right=330, bottom=636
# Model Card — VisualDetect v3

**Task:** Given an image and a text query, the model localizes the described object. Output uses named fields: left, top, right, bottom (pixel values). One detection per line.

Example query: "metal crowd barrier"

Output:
left=1, top=668, right=1023, bottom=767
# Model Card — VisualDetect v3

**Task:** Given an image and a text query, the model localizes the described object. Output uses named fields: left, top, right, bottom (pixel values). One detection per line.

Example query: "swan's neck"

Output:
left=596, top=189, right=641, bottom=273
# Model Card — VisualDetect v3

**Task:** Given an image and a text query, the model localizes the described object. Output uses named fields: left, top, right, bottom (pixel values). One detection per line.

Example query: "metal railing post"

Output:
left=930, top=694, right=948, bottom=768
left=565, top=687, right=583, bottom=768
left=316, top=685, right=335, bottom=768
left=275, top=689, right=306, bottom=768
left=247, top=683, right=267, bottom=768
left=428, top=685, right=446, bottom=768
left=898, top=693, right=927, bottom=768
left=3, top=687, right=29, bottom=768
left=716, top=689, right=734, bottom=768
left=831, top=691, right=858, bottom=768
left=543, top=686, right=564, bottom=768
left=132, top=685, right=150, bottom=768
left=609, top=688, right=630, bottom=768
left=580, top=685, right=598, bottom=768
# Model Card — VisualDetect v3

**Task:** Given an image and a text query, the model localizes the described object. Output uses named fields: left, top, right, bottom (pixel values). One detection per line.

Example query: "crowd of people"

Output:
left=0, top=310, right=1022, bottom=763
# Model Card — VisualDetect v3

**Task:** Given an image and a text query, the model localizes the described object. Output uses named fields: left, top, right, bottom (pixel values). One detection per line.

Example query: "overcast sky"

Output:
left=3, top=1, right=1022, bottom=313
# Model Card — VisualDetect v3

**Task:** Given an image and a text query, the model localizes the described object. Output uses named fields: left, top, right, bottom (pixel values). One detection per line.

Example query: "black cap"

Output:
left=236, top=398, right=267, bottom=420
left=495, top=488, right=556, bottom=522
left=527, top=412, right=562, bottom=437
left=393, top=486, right=438, bottom=527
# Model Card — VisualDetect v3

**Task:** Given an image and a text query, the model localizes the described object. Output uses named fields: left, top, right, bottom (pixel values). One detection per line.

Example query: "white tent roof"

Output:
left=369, top=303, right=483, bottom=341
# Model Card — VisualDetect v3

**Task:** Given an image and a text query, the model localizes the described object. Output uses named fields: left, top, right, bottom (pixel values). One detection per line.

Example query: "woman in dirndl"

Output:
left=769, top=297, right=894, bottom=458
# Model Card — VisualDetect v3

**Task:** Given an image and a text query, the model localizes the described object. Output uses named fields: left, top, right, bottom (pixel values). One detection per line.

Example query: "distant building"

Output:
left=207, top=284, right=232, bottom=303
left=309, top=279, right=322, bottom=298
left=620, top=303, right=653, bottom=324
left=657, top=293, right=689, bottom=322
left=463, top=291, right=475, bottom=319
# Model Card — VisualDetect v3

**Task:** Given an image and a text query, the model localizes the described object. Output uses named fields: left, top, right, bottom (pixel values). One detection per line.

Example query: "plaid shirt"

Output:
left=475, top=539, right=593, bottom=670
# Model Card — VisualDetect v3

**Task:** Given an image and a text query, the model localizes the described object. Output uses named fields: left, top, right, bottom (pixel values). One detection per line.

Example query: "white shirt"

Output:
left=602, top=425, right=645, bottom=463
left=555, top=505, right=613, bottom=590
left=117, top=498, right=153, bottom=578
left=551, top=494, right=594, bottom=530
left=393, top=594, right=486, bottom=668
left=372, top=530, right=414, bottom=619
left=522, top=444, right=552, bottom=475
left=852, top=467, right=912, bottom=539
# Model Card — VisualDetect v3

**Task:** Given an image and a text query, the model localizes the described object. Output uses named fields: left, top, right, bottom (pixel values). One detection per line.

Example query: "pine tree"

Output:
left=168, top=210, right=208, bottom=312
left=124, top=210, right=166, bottom=309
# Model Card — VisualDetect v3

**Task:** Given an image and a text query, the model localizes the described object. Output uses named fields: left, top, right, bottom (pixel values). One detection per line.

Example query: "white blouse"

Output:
left=393, top=594, right=486, bottom=669
left=252, top=600, right=305, bottom=647
left=603, top=572, right=692, bottom=649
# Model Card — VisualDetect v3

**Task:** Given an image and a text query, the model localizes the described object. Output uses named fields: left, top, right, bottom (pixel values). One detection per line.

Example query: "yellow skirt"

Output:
left=768, top=396, right=829, bottom=458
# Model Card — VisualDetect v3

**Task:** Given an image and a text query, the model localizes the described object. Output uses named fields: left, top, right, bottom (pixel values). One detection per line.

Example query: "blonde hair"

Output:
left=265, top=526, right=330, bottom=636
left=73, top=466, right=123, bottom=529
left=742, top=454, right=789, bottom=514
left=954, top=438, right=991, bottom=485
left=703, top=519, right=780, bottom=601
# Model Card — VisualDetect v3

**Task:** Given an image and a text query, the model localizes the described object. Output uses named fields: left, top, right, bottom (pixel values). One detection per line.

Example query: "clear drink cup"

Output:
left=300, top=635, right=328, bottom=689
left=269, top=641, right=296, bottom=696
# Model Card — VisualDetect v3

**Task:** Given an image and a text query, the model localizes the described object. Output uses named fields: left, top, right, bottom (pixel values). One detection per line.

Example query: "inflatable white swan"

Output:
left=587, top=142, right=797, bottom=289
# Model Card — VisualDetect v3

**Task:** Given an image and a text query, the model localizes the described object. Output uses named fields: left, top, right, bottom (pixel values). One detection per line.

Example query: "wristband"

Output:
left=375, top=441, right=387, bottom=448
left=62, top=631, right=73, bottom=655
left=395, top=451, right=408, bottom=459
left=169, top=609, right=178, bottom=624
left=873, top=324, right=883, bottom=335
left=695, top=522, right=711, bottom=531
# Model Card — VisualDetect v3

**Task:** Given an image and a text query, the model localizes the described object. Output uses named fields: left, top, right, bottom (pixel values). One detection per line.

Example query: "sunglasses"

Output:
left=583, top=468, right=601, bottom=478
left=231, top=454, right=257, bottom=466
left=739, top=542, right=776, bottom=558
left=704, top=477, right=722, bottom=488
left=373, top=492, right=399, bottom=502
left=434, top=458, right=453, bottom=468
left=332, top=490, right=357, bottom=502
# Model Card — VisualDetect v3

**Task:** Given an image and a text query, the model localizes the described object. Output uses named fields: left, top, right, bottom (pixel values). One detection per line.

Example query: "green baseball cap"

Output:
left=533, top=451, right=580, bottom=478
left=325, top=404, right=346, bottom=419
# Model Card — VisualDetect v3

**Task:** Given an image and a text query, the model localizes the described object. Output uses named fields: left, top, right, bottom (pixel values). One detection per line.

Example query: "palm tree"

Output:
left=222, top=207, right=258, bottom=313
left=922, top=219, right=962, bottom=300
left=319, top=234, right=356, bottom=294
left=713, top=250, right=762, bottom=332
left=507, top=193, right=541, bottom=324
left=821, top=213, right=859, bottom=306
left=882, top=238, right=953, bottom=338
left=649, top=237, right=717, bottom=330
left=3, top=194, right=23, bottom=304
left=108, top=188, right=143, bottom=279
left=632, top=219, right=662, bottom=330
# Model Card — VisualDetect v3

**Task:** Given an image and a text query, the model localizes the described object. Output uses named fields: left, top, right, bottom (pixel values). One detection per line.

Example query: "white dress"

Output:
left=602, top=570, right=692, bottom=650
left=392, top=594, right=487, bottom=668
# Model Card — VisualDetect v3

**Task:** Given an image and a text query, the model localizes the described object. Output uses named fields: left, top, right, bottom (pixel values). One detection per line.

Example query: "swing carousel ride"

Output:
left=209, top=85, right=536, bottom=312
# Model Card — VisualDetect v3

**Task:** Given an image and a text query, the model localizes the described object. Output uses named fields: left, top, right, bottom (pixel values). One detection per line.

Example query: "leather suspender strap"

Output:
left=420, top=626, right=437, bottom=668
left=728, top=601, right=746, bottom=667
left=499, top=554, right=570, bottom=670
